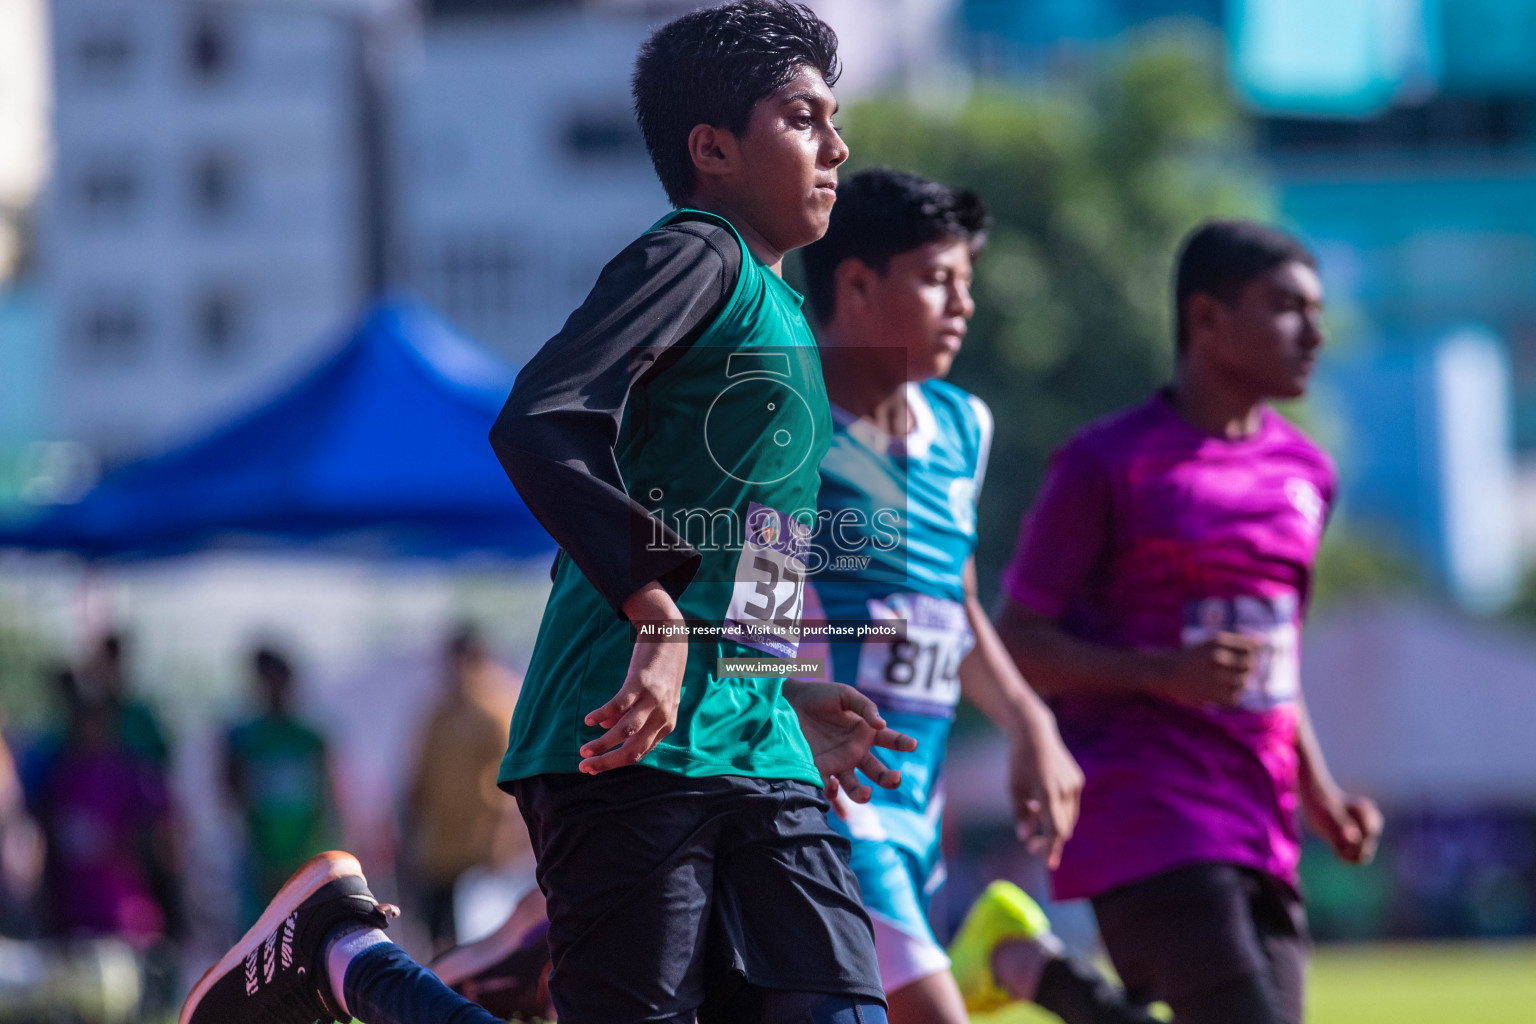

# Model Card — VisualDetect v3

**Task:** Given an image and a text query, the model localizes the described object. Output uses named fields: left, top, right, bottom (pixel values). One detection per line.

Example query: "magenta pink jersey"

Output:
left=1001, top=393, right=1335, bottom=900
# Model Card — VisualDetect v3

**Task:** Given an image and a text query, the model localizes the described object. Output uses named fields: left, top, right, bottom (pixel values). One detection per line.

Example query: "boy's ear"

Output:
left=687, top=123, right=739, bottom=184
left=833, top=257, right=878, bottom=316
left=1183, top=291, right=1225, bottom=353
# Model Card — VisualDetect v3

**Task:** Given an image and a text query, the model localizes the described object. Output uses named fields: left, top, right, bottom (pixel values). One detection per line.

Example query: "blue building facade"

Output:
left=0, top=285, right=55, bottom=512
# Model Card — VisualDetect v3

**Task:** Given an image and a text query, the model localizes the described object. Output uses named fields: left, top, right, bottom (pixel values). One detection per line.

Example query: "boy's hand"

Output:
left=1007, top=722, right=1083, bottom=869
left=1304, top=783, right=1384, bottom=865
left=1154, top=632, right=1258, bottom=707
left=783, top=680, right=917, bottom=804
left=579, top=584, right=687, bottom=774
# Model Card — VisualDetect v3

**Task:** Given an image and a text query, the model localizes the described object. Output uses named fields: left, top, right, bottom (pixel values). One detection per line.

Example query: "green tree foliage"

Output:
left=1308, top=528, right=1423, bottom=611
left=0, top=592, right=57, bottom=730
left=1506, top=566, right=1536, bottom=630
left=832, top=32, right=1270, bottom=592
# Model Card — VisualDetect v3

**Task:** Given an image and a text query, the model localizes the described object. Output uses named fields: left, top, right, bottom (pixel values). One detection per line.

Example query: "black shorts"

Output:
left=510, top=767, right=885, bottom=1024
left=1091, top=863, right=1310, bottom=1024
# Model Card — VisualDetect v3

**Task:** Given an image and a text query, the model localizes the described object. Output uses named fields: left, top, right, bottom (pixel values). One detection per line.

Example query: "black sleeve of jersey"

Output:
left=490, top=218, right=742, bottom=617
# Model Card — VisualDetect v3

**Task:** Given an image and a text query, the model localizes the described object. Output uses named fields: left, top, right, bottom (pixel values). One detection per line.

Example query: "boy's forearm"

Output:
left=1295, top=694, right=1340, bottom=800
left=994, top=598, right=1170, bottom=698
left=959, top=597, right=1056, bottom=743
left=491, top=431, right=699, bottom=613
left=621, top=581, right=686, bottom=623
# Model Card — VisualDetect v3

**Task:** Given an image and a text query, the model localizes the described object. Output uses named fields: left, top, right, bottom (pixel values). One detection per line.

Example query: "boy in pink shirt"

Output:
left=997, top=220, right=1382, bottom=1024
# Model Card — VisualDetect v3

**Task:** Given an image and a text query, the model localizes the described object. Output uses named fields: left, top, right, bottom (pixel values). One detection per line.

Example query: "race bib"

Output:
left=1181, top=594, right=1300, bottom=711
left=854, top=593, right=972, bottom=717
left=722, top=503, right=809, bottom=658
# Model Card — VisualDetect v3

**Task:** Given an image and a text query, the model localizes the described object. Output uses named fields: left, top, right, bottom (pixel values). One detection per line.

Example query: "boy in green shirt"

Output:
left=181, top=5, right=907, bottom=1024
left=483, top=3, right=909, bottom=1019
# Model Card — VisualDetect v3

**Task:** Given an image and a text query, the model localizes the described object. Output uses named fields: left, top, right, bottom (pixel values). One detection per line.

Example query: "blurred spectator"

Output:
left=0, top=722, right=43, bottom=938
left=406, top=625, right=526, bottom=951
left=80, top=630, right=184, bottom=957
left=2, top=711, right=146, bottom=1023
left=33, top=669, right=177, bottom=947
left=81, top=632, right=170, bottom=767
left=224, top=647, right=339, bottom=926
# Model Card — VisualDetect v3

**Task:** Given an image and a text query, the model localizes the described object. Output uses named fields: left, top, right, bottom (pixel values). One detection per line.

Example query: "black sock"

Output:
left=1034, top=956, right=1161, bottom=1024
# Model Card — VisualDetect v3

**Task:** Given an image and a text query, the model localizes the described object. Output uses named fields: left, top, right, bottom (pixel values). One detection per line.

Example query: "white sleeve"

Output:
left=966, top=394, right=995, bottom=495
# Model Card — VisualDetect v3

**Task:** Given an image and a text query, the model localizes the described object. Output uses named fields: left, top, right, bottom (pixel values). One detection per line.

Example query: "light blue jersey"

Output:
left=814, top=379, right=992, bottom=873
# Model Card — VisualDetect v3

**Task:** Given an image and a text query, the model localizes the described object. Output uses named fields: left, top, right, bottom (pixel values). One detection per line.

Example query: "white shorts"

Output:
left=868, top=908, right=951, bottom=994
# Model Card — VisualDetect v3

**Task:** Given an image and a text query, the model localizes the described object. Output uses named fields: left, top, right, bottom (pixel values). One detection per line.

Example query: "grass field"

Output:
left=977, top=941, right=1536, bottom=1024
left=274, top=941, right=1536, bottom=1024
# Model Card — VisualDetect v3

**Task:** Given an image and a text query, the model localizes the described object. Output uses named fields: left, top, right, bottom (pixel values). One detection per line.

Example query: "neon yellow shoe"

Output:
left=947, top=879, right=1054, bottom=1013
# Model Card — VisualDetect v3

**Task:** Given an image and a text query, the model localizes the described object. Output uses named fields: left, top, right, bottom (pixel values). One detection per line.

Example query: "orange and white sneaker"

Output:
left=179, top=851, right=396, bottom=1024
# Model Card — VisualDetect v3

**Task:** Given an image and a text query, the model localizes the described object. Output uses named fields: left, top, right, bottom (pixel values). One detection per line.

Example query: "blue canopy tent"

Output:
left=0, top=299, right=551, bottom=561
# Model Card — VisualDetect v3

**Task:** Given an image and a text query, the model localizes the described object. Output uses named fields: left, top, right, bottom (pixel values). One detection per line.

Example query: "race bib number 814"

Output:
left=854, top=593, right=972, bottom=718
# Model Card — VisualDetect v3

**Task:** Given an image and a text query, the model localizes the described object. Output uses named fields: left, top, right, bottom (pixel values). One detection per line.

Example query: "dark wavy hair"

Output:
left=801, top=168, right=990, bottom=324
left=633, top=1, right=841, bottom=206
left=1174, top=219, right=1316, bottom=351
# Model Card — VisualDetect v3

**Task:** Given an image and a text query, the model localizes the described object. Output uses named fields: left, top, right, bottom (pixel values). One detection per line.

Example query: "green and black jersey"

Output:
left=490, top=210, right=829, bottom=786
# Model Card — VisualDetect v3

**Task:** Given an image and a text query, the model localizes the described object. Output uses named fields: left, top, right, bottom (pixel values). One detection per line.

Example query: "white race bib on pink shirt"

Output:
left=1181, top=594, right=1300, bottom=711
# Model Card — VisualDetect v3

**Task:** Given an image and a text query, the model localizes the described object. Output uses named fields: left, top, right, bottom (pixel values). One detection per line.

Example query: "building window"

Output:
left=194, top=289, right=242, bottom=361
left=190, top=151, right=239, bottom=219
left=561, top=111, right=646, bottom=163
left=416, top=233, right=522, bottom=343
left=76, top=22, right=134, bottom=85
left=77, top=158, right=140, bottom=221
left=443, top=234, right=517, bottom=318
left=186, top=13, right=233, bottom=82
left=74, top=302, right=145, bottom=367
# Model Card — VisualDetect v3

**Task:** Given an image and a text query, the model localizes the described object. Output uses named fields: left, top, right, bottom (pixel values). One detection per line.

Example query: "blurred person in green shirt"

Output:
left=224, top=647, right=339, bottom=926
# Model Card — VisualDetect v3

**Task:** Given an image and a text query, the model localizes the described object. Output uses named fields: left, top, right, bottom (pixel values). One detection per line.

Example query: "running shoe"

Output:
left=431, top=915, right=552, bottom=1022
left=947, top=879, right=1054, bottom=1013
left=179, top=851, right=396, bottom=1024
